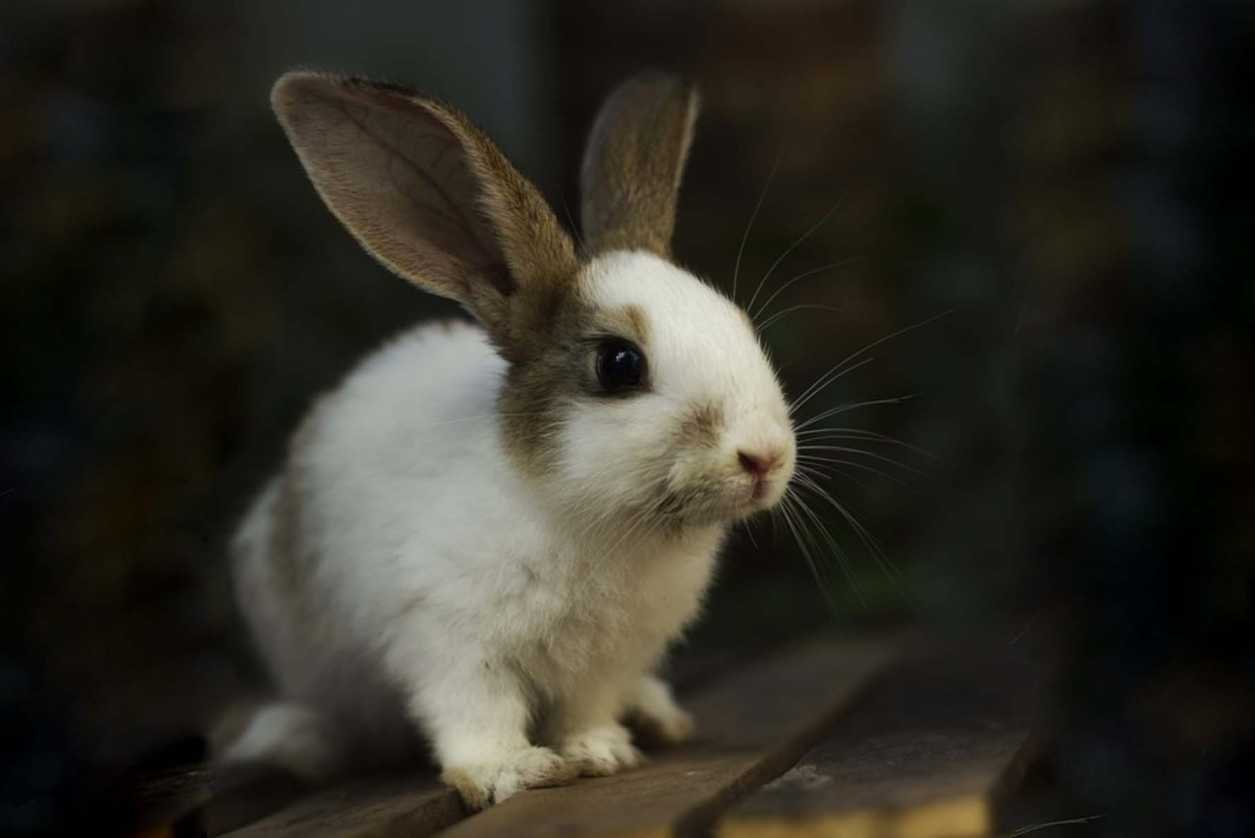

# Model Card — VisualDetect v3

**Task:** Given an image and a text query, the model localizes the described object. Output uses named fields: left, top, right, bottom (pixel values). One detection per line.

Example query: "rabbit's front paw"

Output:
left=560, top=723, right=643, bottom=777
left=441, top=746, right=576, bottom=809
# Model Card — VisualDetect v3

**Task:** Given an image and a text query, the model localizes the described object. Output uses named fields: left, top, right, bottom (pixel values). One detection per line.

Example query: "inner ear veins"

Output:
left=676, top=401, right=724, bottom=449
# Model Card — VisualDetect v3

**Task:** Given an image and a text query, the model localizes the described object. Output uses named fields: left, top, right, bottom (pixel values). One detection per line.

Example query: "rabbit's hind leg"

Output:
left=213, top=700, right=343, bottom=783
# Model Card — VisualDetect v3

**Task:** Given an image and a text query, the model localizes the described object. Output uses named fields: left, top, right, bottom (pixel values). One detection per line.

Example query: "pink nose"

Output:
left=738, top=449, right=781, bottom=478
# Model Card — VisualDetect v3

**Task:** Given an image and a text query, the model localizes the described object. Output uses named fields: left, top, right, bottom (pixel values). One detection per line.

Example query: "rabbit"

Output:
left=216, top=69, right=798, bottom=809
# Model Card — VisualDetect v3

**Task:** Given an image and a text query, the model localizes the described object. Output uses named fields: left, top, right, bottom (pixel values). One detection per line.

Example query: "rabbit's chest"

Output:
left=502, top=529, right=722, bottom=676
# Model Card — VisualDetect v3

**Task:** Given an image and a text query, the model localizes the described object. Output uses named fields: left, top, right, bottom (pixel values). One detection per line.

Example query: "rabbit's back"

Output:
left=232, top=320, right=518, bottom=747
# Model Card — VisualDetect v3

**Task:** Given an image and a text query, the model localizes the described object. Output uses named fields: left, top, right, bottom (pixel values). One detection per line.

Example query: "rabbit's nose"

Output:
left=737, top=448, right=782, bottom=478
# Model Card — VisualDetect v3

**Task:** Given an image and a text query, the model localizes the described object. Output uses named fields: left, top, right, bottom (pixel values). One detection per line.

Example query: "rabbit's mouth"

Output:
left=741, top=481, right=788, bottom=518
left=652, top=475, right=787, bottom=526
left=739, top=456, right=793, bottom=512
left=728, top=491, right=787, bottom=524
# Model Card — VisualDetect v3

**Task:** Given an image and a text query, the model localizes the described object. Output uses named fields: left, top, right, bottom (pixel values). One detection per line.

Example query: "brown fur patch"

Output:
left=580, top=73, right=699, bottom=258
left=498, top=274, right=668, bottom=478
left=497, top=283, right=595, bottom=479
left=621, top=304, right=650, bottom=347
left=592, top=303, right=651, bottom=348
left=675, top=401, right=725, bottom=450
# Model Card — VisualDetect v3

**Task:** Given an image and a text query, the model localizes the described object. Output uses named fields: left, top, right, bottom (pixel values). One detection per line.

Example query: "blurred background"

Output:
left=2, top=1, right=1252, bottom=835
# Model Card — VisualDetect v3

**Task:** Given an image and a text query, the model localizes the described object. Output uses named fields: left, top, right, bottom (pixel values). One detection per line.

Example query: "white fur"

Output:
left=562, top=252, right=795, bottom=519
left=226, top=251, right=795, bottom=806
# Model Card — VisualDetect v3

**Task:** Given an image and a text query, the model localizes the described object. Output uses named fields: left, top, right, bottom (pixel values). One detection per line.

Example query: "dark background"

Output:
left=2, top=1, right=1252, bottom=836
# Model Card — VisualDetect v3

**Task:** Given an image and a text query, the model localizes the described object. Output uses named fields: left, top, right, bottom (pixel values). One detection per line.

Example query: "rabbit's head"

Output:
left=272, top=71, right=795, bottom=530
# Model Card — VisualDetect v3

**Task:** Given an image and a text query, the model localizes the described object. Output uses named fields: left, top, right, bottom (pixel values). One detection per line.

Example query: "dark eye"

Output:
left=595, top=339, right=646, bottom=394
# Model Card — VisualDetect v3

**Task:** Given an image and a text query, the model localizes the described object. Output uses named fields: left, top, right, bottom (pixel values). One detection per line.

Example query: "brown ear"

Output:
left=580, top=72, right=699, bottom=258
left=271, top=72, right=577, bottom=341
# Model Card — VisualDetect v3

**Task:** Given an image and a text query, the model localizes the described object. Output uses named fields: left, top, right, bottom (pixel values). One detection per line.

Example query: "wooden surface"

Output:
left=216, top=633, right=1040, bottom=838
left=222, top=636, right=900, bottom=838
left=717, top=640, right=1039, bottom=838
left=220, top=774, right=462, bottom=838
left=135, top=761, right=214, bottom=832
left=440, top=637, right=900, bottom=838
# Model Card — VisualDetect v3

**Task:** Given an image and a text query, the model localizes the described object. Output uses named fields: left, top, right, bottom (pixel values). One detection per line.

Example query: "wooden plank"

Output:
left=218, top=773, right=462, bottom=838
left=219, top=636, right=900, bottom=838
left=715, top=639, right=1039, bottom=838
left=439, top=636, right=903, bottom=838
left=135, top=760, right=214, bottom=832
left=211, top=645, right=735, bottom=838
left=206, top=766, right=339, bottom=836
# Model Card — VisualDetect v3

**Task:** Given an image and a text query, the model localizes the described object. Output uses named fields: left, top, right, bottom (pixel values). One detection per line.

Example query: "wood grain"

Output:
left=716, top=639, right=1039, bottom=838
left=220, top=636, right=903, bottom=838
left=219, top=774, right=463, bottom=838
left=441, top=636, right=901, bottom=838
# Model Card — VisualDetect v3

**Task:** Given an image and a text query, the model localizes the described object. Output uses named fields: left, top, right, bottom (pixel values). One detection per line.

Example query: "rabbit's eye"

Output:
left=596, top=338, right=646, bottom=394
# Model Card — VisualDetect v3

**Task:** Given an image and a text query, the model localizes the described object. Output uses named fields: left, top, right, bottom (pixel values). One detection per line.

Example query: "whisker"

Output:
left=745, top=198, right=844, bottom=316
left=566, top=468, right=674, bottom=544
left=731, top=155, right=779, bottom=305
left=793, top=467, right=903, bottom=596
left=789, top=489, right=865, bottom=607
left=789, top=308, right=956, bottom=417
left=796, top=454, right=910, bottom=486
left=582, top=482, right=671, bottom=562
left=787, top=356, right=879, bottom=415
left=794, top=427, right=938, bottom=461
left=741, top=517, right=761, bottom=551
left=758, top=501, right=778, bottom=539
left=796, top=472, right=886, bottom=561
left=795, top=396, right=916, bottom=431
left=796, top=461, right=876, bottom=493
left=758, top=303, right=845, bottom=332
left=751, top=260, right=852, bottom=323
left=794, top=473, right=910, bottom=595
left=795, top=444, right=926, bottom=477
left=778, top=492, right=844, bottom=612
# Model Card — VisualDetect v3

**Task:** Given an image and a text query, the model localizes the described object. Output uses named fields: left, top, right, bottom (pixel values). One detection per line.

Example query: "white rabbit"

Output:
left=219, top=70, right=797, bottom=809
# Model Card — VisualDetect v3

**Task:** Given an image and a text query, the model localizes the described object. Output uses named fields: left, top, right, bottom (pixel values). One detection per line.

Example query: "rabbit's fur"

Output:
left=220, top=72, right=796, bottom=808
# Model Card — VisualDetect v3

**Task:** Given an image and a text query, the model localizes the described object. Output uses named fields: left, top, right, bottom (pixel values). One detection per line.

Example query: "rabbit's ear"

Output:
left=271, top=72, right=578, bottom=344
left=580, top=72, right=699, bottom=258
